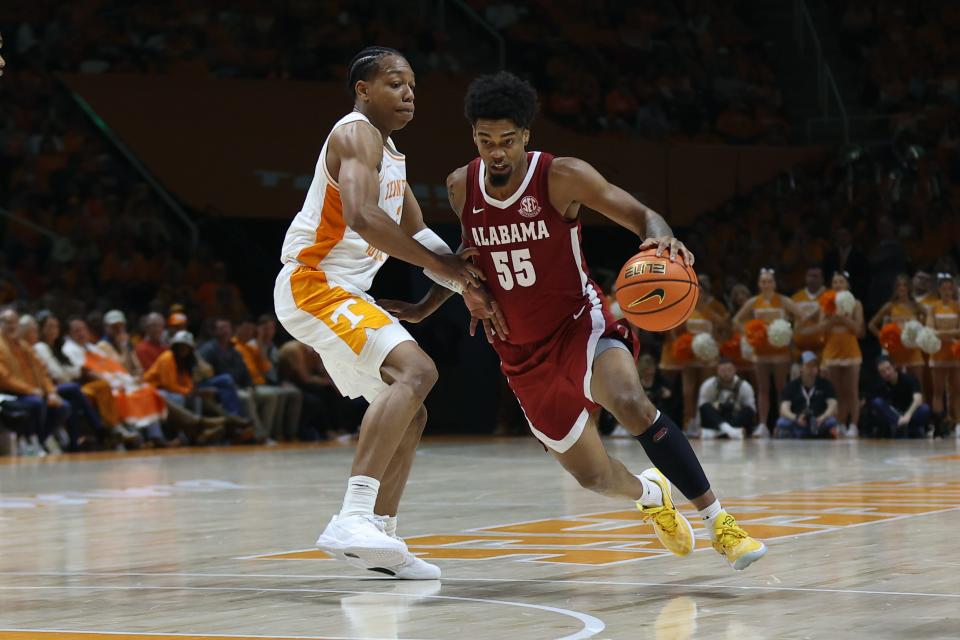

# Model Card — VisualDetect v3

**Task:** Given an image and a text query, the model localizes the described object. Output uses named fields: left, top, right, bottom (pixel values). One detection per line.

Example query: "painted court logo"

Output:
left=518, top=195, right=541, bottom=218
left=251, top=480, right=960, bottom=567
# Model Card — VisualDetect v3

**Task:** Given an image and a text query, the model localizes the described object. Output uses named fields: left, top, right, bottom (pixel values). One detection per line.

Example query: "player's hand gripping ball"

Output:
left=615, top=248, right=699, bottom=332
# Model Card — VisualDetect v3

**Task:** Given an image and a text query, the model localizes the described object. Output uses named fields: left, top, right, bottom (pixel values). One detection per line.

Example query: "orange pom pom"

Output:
left=744, top=318, right=769, bottom=351
left=720, top=333, right=742, bottom=361
left=672, top=332, right=694, bottom=363
left=880, top=323, right=904, bottom=356
left=820, top=290, right=837, bottom=315
left=952, top=341, right=960, bottom=359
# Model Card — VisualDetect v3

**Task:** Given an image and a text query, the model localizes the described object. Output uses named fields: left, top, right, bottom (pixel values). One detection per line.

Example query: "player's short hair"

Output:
left=346, top=46, right=404, bottom=95
left=464, top=71, right=539, bottom=129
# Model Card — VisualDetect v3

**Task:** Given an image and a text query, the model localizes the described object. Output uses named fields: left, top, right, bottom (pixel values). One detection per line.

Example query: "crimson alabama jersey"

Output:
left=461, top=151, right=607, bottom=345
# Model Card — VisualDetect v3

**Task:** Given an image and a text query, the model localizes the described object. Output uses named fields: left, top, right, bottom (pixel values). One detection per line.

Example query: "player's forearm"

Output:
left=349, top=205, right=443, bottom=271
left=416, top=284, right=456, bottom=318
left=641, top=207, right=673, bottom=239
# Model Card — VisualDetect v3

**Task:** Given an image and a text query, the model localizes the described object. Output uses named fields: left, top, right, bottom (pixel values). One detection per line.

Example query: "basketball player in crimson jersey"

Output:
left=383, top=72, right=766, bottom=569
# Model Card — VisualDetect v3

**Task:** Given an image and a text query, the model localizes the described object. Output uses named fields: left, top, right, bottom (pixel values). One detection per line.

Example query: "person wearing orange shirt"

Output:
left=868, top=274, right=926, bottom=387
left=233, top=318, right=302, bottom=441
left=817, top=271, right=865, bottom=438
left=0, top=308, right=70, bottom=455
left=733, top=268, right=812, bottom=437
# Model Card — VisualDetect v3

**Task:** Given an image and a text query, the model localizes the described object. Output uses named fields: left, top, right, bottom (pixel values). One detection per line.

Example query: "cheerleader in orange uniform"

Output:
left=680, top=275, right=730, bottom=433
left=868, top=274, right=926, bottom=386
left=733, top=268, right=811, bottom=437
left=791, top=266, right=827, bottom=359
left=818, top=271, right=864, bottom=437
left=926, top=273, right=960, bottom=434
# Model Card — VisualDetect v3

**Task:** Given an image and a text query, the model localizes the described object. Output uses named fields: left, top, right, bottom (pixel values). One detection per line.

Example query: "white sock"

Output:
left=720, top=422, right=733, bottom=431
left=699, top=499, right=723, bottom=540
left=636, top=474, right=664, bottom=507
left=339, top=475, right=380, bottom=518
left=381, top=515, right=397, bottom=538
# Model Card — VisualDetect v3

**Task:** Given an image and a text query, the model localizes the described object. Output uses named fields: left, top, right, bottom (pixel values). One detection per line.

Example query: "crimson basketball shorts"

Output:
left=495, top=304, right=636, bottom=453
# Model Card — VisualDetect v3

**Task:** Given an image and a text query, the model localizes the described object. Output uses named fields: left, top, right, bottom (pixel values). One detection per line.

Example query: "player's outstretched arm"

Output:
left=548, top=157, right=694, bottom=266
left=332, top=122, right=481, bottom=290
left=380, top=172, right=508, bottom=338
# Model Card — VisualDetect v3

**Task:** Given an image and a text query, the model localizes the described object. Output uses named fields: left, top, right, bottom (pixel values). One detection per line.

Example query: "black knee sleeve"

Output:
left=636, top=411, right=710, bottom=500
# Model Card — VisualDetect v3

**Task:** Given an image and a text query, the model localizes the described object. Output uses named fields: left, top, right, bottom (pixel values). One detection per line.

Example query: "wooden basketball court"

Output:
left=1, top=436, right=958, bottom=639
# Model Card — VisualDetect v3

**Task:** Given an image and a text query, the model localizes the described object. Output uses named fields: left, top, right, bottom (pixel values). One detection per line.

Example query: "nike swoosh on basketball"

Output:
left=628, top=288, right=665, bottom=307
left=572, top=305, right=586, bottom=320
left=472, top=206, right=484, bottom=214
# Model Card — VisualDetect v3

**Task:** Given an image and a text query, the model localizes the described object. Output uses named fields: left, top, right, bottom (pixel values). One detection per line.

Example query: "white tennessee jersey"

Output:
left=280, top=111, right=406, bottom=293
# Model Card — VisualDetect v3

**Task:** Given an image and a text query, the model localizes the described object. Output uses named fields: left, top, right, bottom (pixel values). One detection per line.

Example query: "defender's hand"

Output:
left=431, top=248, right=484, bottom=290
left=379, top=299, right=428, bottom=323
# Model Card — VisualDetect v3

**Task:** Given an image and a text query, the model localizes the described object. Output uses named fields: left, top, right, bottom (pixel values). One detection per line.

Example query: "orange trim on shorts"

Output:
left=296, top=183, right=345, bottom=267
left=289, top=266, right=392, bottom=355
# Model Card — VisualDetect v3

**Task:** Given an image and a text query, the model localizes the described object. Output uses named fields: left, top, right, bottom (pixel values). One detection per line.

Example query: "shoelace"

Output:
left=714, top=517, right=748, bottom=550
left=641, top=506, right=678, bottom=534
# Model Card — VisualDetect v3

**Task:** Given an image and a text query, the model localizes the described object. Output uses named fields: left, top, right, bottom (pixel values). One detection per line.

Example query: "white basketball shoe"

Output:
left=316, top=514, right=440, bottom=580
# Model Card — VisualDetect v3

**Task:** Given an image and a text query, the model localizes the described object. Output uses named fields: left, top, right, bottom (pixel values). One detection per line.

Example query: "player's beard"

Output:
left=489, top=169, right=511, bottom=187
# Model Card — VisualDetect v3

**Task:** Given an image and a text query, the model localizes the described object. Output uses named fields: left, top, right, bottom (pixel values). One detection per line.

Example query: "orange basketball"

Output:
left=614, top=248, right=699, bottom=331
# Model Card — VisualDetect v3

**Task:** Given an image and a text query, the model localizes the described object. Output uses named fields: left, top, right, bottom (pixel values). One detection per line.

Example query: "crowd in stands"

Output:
left=3, top=1, right=787, bottom=144
left=0, top=304, right=361, bottom=456
left=480, top=0, right=789, bottom=142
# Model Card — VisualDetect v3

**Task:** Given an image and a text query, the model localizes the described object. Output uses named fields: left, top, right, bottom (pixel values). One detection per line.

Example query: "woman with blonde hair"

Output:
left=926, top=273, right=960, bottom=435
left=733, top=268, right=810, bottom=437
left=818, top=271, right=864, bottom=437
left=868, top=274, right=926, bottom=387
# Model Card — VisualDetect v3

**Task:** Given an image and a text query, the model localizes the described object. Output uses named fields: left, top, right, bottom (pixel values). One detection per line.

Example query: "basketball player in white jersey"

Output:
left=274, top=46, right=502, bottom=579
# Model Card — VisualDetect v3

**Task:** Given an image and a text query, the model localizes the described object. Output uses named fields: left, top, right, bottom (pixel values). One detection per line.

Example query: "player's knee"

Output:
left=398, top=356, right=439, bottom=399
left=607, top=391, right=658, bottom=431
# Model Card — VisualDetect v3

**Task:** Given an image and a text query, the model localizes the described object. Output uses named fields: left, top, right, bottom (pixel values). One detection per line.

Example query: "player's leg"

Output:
left=590, top=345, right=767, bottom=570
left=374, top=404, right=428, bottom=516
left=551, top=414, right=644, bottom=499
left=350, top=341, right=436, bottom=480
left=551, top=414, right=694, bottom=557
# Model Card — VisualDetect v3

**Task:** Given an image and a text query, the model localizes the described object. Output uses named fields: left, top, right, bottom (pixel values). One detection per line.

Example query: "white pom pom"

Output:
left=767, top=318, right=793, bottom=348
left=900, top=320, right=923, bottom=349
left=835, top=290, right=855, bottom=316
left=740, top=335, right=755, bottom=360
left=692, top=333, right=719, bottom=362
left=916, top=327, right=942, bottom=355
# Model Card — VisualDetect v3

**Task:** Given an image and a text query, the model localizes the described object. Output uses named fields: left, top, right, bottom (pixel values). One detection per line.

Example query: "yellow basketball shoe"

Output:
left=711, top=511, right=767, bottom=570
left=636, top=468, right=695, bottom=556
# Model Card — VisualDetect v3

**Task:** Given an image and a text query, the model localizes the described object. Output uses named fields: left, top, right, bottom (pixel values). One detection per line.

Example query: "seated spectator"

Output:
left=135, top=312, right=167, bottom=371
left=198, top=318, right=277, bottom=442
left=19, top=313, right=108, bottom=450
left=99, top=309, right=144, bottom=378
left=868, top=356, right=931, bottom=438
left=0, top=307, right=70, bottom=455
left=697, top=357, right=756, bottom=440
left=143, top=330, right=239, bottom=444
left=62, top=317, right=199, bottom=447
left=277, top=338, right=354, bottom=439
left=32, top=310, right=140, bottom=449
left=234, top=317, right=301, bottom=441
left=776, top=352, right=840, bottom=438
